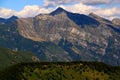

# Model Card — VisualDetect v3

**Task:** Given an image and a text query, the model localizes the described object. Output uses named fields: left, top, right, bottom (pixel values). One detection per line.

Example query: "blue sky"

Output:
left=0, top=0, right=43, bottom=11
left=0, top=0, right=120, bottom=20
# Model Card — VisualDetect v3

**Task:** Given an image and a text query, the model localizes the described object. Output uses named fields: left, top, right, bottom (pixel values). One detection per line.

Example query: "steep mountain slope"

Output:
left=0, top=22, right=71, bottom=62
left=0, top=46, right=39, bottom=69
left=0, top=61, right=120, bottom=80
left=16, top=7, right=120, bottom=66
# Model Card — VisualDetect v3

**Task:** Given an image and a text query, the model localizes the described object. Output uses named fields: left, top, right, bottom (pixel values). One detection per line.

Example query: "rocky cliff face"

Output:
left=0, top=7, right=120, bottom=66
left=0, top=22, right=72, bottom=62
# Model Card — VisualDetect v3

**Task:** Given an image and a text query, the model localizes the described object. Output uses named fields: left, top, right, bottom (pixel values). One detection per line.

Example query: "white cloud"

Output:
left=43, top=0, right=111, bottom=7
left=81, top=0, right=110, bottom=5
left=62, top=3, right=96, bottom=14
left=43, top=0, right=56, bottom=7
left=110, top=0, right=120, bottom=4
left=0, top=5, right=51, bottom=18
left=43, top=0, right=120, bottom=7
left=0, top=8, right=16, bottom=18
left=94, top=7, right=120, bottom=19
left=17, top=5, right=50, bottom=18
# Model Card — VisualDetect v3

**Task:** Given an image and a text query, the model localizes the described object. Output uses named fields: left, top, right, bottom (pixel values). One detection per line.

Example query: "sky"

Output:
left=0, top=0, right=120, bottom=20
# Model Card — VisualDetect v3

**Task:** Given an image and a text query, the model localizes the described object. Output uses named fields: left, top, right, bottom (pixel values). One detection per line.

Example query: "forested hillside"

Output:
left=0, top=61, right=119, bottom=80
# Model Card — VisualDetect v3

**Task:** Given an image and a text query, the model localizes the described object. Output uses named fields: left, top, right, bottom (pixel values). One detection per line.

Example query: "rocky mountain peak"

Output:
left=50, top=7, right=67, bottom=16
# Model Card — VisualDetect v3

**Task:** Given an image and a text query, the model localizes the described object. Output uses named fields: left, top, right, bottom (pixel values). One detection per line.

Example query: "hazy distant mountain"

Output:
left=0, top=7, right=120, bottom=66
left=0, top=16, right=18, bottom=24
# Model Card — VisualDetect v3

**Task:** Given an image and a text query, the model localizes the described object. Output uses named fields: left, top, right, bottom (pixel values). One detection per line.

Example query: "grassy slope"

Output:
left=0, top=61, right=120, bottom=80
left=0, top=47, right=39, bottom=69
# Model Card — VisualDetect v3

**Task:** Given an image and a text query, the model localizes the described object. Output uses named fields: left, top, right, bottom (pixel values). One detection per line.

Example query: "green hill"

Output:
left=0, top=61, right=119, bottom=80
left=0, top=47, right=40, bottom=69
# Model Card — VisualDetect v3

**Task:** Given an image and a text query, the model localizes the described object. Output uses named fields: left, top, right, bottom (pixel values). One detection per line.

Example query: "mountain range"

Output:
left=0, top=7, right=120, bottom=66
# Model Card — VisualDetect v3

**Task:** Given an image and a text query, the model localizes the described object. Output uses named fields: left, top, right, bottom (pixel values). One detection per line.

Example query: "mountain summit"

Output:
left=50, top=7, right=67, bottom=15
